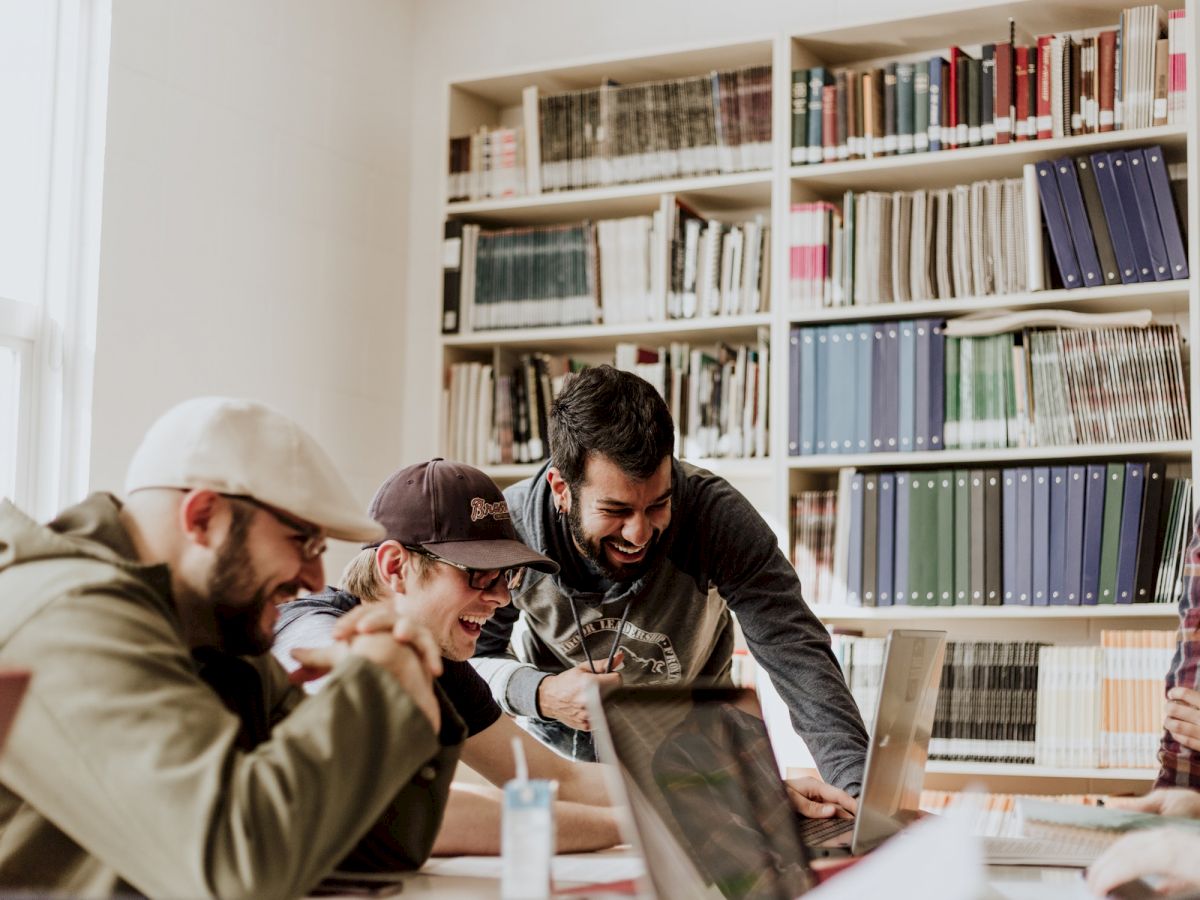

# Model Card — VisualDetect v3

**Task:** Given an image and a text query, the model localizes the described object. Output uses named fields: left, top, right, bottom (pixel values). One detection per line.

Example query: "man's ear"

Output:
left=375, top=540, right=409, bottom=591
left=547, top=466, right=571, bottom=515
left=178, top=490, right=223, bottom=548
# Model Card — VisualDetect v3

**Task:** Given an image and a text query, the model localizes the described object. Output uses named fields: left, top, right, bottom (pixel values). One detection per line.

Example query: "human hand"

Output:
left=536, top=652, right=623, bottom=731
left=1105, top=788, right=1200, bottom=820
left=1086, top=828, right=1200, bottom=896
left=1165, top=687, right=1200, bottom=753
left=291, top=605, right=442, bottom=731
left=292, top=635, right=441, bottom=732
left=784, top=777, right=858, bottom=819
left=331, top=603, right=443, bottom=678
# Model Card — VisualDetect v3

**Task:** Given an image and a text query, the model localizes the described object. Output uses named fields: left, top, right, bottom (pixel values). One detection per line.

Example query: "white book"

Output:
left=1021, top=164, right=1044, bottom=292
left=477, top=364, right=494, bottom=466
left=725, top=225, right=744, bottom=316
left=521, top=85, right=542, bottom=194
left=741, top=219, right=761, bottom=313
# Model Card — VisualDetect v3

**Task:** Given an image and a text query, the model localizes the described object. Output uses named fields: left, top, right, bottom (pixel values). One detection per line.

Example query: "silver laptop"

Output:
left=803, top=628, right=946, bottom=856
left=591, top=684, right=818, bottom=899
left=590, top=628, right=946, bottom=898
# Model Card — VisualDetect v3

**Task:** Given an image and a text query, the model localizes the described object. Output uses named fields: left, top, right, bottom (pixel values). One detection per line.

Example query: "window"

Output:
left=0, top=0, right=110, bottom=516
left=0, top=343, right=25, bottom=500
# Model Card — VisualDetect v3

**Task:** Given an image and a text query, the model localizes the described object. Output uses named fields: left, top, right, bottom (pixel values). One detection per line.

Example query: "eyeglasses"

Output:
left=226, top=495, right=327, bottom=561
left=405, top=546, right=526, bottom=592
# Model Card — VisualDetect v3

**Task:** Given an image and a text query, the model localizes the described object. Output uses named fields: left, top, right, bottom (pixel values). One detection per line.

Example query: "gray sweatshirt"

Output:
left=471, top=459, right=868, bottom=794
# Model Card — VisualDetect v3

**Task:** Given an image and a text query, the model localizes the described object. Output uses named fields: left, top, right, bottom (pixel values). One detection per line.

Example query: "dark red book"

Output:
left=1014, top=46, right=1030, bottom=140
left=1036, top=35, right=1053, bottom=139
left=1099, top=30, right=1117, bottom=132
left=822, top=83, right=837, bottom=161
left=847, top=70, right=861, bottom=159
left=948, top=46, right=962, bottom=148
left=995, top=42, right=1014, bottom=143
left=1025, top=46, right=1038, bottom=138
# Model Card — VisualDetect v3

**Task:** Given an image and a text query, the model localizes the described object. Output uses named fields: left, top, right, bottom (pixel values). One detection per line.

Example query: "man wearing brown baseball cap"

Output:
left=0, top=397, right=462, bottom=898
left=275, top=459, right=621, bottom=855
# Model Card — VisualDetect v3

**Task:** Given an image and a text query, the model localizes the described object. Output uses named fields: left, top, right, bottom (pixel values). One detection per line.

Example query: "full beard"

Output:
left=205, top=512, right=278, bottom=657
left=566, top=500, right=662, bottom=583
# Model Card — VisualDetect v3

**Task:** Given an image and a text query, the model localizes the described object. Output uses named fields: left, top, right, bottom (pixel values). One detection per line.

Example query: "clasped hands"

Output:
left=289, top=604, right=444, bottom=731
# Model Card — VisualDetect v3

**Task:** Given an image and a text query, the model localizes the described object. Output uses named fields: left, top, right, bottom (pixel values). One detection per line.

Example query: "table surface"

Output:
left=315, top=855, right=1100, bottom=899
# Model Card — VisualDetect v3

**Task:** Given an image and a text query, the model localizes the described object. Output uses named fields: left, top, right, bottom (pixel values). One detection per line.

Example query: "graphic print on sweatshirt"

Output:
left=558, top=617, right=682, bottom=683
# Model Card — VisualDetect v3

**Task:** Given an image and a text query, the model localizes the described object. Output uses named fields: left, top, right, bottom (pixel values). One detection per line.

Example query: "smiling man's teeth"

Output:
left=459, top=614, right=489, bottom=626
left=611, top=542, right=645, bottom=554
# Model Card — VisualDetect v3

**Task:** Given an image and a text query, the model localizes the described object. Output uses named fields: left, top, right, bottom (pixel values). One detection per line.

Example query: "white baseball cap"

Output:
left=124, top=397, right=384, bottom=543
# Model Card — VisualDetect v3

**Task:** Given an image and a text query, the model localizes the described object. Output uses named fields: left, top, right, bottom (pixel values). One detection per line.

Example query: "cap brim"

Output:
left=423, top=539, right=559, bottom=574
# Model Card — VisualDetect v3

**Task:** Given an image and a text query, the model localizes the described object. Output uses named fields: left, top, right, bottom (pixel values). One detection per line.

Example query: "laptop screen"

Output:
left=851, top=629, right=946, bottom=853
left=595, top=686, right=815, bottom=900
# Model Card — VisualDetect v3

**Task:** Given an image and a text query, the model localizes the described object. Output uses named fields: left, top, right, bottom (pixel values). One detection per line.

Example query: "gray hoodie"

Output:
left=472, top=460, right=867, bottom=794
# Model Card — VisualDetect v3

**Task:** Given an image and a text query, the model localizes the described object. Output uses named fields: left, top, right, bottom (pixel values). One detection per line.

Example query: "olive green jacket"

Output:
left=0, top=494, right=463, bottom=898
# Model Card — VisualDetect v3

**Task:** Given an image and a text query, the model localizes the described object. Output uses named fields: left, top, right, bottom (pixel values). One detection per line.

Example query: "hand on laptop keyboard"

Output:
left=784, top=777, right=858, bottom=820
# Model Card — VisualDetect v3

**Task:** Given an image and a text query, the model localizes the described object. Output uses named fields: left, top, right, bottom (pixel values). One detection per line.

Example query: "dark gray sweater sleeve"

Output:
left=470, top=475, right=550, bottom=718
left=688, top=472, right=868, bottom=794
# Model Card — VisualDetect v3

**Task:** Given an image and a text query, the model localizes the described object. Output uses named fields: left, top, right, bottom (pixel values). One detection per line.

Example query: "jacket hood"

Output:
left=0, top=493, right=178, bottom=637
left=0, top=493, right=156, bottom=578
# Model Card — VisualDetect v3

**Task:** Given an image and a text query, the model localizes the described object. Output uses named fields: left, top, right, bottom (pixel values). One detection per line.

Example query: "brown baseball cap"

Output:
left=367, top=458, right=558, bottom=574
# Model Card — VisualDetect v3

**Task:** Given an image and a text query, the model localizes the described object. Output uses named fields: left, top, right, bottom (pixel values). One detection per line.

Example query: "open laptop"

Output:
left=796, top=628, right=946, bottom=856
left=589, top=630, right=946, bottom=897
left=591, top=684, right=818, bottom=899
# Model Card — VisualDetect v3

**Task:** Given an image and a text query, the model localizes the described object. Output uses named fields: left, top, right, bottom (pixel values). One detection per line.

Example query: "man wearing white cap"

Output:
left=0, top=397, right=462, bottom=898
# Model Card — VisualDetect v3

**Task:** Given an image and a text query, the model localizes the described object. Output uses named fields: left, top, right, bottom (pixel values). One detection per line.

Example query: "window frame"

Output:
left=0, top=0, right=110, bottom=517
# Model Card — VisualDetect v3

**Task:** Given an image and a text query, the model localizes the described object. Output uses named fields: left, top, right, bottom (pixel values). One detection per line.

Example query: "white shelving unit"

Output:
left=815, top=604, right=1181, bottom=621
left=443, top=313, right=772, bottom=352
left=788, top=441, right=1195, bottom=471
left=437, top=0, right=1199, bottom=794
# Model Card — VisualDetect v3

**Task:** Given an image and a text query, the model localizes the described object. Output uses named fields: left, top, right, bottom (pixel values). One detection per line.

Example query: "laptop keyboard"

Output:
left=798, top=816, right=854, bottom=845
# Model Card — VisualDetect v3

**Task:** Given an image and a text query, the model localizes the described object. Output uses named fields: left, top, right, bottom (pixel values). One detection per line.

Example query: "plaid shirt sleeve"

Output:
left=1156, top=509, right=1200, bottom=788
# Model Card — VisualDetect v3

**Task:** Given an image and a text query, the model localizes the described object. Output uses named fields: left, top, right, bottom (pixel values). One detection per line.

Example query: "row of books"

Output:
left=789, top=145, right=1187, bottom=312
left=791, top=490, right=838, bottom=615
left=833, top=631, right=1176, bottom=766
left=443, top=354, right=575, bottom=467
left=946, top=323, right=1190, bottom=450
left=793, top=461, right=1192, bottom=608
left=1036, top=632, right=1176, bottom=769
left=442, top=221, right=595, bottom=332
left=1035, top=148, right=1189, bottom=288
left=443, top=336, right=770, bottom=466
left=790, top=6, right=1187, bottom=165
left=835, top=636, right=1041, bottom=763
left=789, top=177, right=1032, bottom=311
left=531, top=64, right=772, bottom=194
left=618, top=337, right=771, bottom=460
left=662, top=201, right=771, bottom=320
left=933, top=641, right=1040, bottom=763
left=441, top=205, right=771, bottom=333
left=918, top=792, right=1098, bottom=837
left=447, top=125, right=525, bottom=203
left=786, top=319, right=1189, bottom=456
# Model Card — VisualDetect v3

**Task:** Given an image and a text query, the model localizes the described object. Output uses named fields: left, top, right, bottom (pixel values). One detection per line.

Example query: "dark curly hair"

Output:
left=548, top=365, right=674, bottom=488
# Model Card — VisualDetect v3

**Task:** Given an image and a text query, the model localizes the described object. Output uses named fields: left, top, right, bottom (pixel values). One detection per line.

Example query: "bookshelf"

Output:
left=446, top=171, right=773, bottom=225
left=442, top=313, right=772, bottom=352
left=787, top=440, right=1195, bottom=471
left=788, top=123, right=1188, bottom=191
left=436, top=0, right=1198, bottom=793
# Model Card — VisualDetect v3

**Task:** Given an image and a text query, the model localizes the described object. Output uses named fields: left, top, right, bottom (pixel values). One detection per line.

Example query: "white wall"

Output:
left=92, top=0, right=414, bottom=568
left=400, top=0, right=1014, bottom=462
